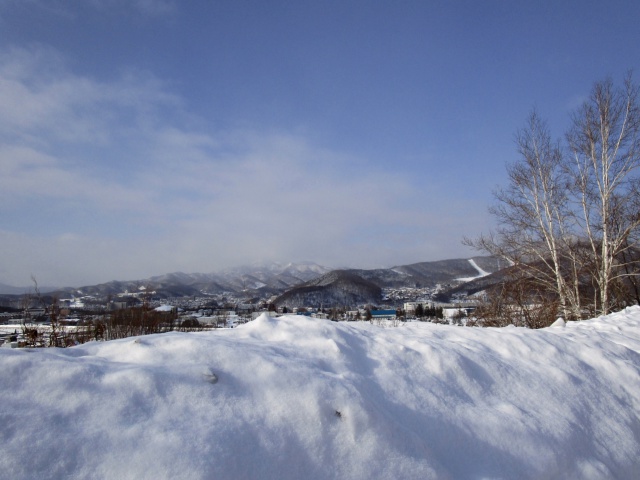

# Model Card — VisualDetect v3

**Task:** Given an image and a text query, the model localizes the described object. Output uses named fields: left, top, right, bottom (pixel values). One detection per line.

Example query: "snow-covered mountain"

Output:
left=20, top=262, right=333, bottom=299
left=2, top=307, right=640, bottom=479
left=348, top=256, right=502, bottom=288
left=0, top=257, right=503, bottom=300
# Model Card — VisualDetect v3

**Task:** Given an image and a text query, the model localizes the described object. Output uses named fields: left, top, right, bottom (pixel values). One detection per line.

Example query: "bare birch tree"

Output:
left=567, top=74, right=640, bottom=315
left=468, top=74, right=640, bottom=322
left=466, top=111, right=579, bottom=321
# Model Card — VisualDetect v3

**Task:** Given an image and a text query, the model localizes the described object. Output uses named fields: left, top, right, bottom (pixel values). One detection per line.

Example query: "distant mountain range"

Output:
left=272, top=257, right=504, bottom=307
left=0, top=257, right=505, bottom=305
left=0, top=262, right=333, bottom=298
left=0, top=282, right=61, bottom=295
left=344, top=257, right=502, bottom=288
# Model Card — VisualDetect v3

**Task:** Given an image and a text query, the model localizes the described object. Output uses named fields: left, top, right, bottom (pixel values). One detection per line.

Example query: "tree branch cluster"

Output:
left=468, top=74, right=640, bottom=326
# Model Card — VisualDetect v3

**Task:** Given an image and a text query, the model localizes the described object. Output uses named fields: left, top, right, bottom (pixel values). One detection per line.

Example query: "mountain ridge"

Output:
left=0, top=257, right=502, bottom=301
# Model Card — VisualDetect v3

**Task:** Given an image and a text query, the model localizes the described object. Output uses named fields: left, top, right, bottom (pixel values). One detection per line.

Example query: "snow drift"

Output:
left=2, top=308, right=640, bottom=479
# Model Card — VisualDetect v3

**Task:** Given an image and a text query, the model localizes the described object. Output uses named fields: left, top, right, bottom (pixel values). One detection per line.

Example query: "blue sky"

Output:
left=1, top=0, right=639, bottom=287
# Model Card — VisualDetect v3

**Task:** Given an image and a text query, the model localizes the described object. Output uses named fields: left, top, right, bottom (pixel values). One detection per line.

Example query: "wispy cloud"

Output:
left=89, top=0, right=177, bottom=15
left=0, top=45, right=484, bottom=286
left=0, top=0, right=176, bottom=17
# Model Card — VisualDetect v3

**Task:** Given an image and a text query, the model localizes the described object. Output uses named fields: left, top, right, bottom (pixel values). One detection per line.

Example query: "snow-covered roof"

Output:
left=154, top=304, right=175, bottom=312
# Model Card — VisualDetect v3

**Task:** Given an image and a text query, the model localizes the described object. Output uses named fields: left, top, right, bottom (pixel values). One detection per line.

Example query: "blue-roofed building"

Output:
left=370, top=309, right=397, bottom=320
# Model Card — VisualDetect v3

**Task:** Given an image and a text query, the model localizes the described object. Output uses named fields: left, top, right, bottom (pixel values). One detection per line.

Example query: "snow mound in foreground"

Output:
left=2, top=308, right=640, bottom=479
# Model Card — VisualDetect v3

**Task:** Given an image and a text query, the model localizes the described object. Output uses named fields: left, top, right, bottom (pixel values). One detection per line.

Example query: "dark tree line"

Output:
left=414, top=304, right=444, bottom=320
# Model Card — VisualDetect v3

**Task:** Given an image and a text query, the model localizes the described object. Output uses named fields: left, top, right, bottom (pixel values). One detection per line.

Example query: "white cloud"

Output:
left=90, top=0, right=177, bottom=15
left=0, top=46, right=487, bottom=286
left=0, top=46, right=181, bottom=147
left=0, top=0, right=176, bottom=17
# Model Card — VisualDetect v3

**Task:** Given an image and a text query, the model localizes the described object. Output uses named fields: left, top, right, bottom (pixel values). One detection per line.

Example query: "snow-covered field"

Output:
left=2, top=309, right=640, bottom=479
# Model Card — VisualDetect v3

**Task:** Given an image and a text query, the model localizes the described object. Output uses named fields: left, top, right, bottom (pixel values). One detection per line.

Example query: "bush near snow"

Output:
left=2, top=308, right=640, bottom=479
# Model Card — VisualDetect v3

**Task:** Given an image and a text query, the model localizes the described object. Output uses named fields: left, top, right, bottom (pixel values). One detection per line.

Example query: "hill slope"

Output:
left=274, top=270, right=382, bottom=308
left=346, top=256, right=502, bottom=288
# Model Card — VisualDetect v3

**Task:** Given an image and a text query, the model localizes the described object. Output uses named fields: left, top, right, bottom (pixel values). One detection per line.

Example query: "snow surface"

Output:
left=2, top=308, right=640, bottom=479
left=456, top=259, right=492, bottom=282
